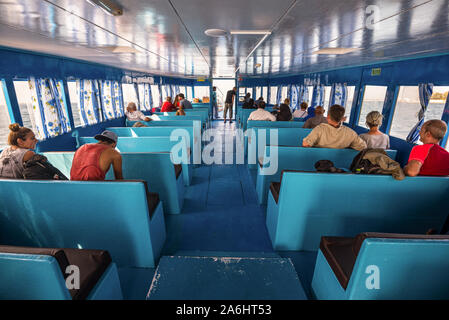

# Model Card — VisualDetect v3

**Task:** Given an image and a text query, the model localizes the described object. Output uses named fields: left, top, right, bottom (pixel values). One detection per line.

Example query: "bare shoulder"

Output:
left=23, top=150, right=35, bottom=162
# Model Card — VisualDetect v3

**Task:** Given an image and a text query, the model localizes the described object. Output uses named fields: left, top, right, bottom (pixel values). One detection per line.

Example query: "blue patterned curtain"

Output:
left=100, top=80, right=124, bottom=120
left=276, top=86, right=282, bottom=105
left=291, top=85, right=299, bottom=111
left=134, top=83, right=141, bottom=110
left=28, top=78, right=71, bottom=139
left=311, top=84, right=325, bottom=107
left=77, top=79, right=102, bottom=126
left=330, top=83, right=348, bottom=107
left=299, top=85, right=309, bottom=105
left=406, top=84, right=434, bottom=143
left=138, top=84, right=152, bottom=111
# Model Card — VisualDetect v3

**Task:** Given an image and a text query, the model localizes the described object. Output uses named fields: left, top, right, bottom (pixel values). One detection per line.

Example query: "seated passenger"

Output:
left=0, top=124, right=38, bottom=178
left=359, top=111, right=390, bottom=149
left=248, top=101, right=276, bottom=122
left=242, top=98, right=256, bottom=109
left=70, top=130, right=123, bottom=181
left=303, top=106, right=327, bottom=129
left=161, top=96, right=176, bottom=112
left=176, top=105, right=186, bottom=116
left=304, top=104, right=316, bottom=121
left=243, top=93, right=251, bottom=103
left=179, top=94, right=193, bottom=109
left=276, top=103, right=293, bottom=121
left=302, top=104, right=367, bottom=150
left=125, top=102, right=151, bottom=122
left=133, top=122, right=148, bottom=127
left=255, top=97, right=265, bottom=107
left=292, top=102, right=308, bottom=119
left=404, top=120, right=449, bottom=177
left=173, top=94, right=181, bottom=109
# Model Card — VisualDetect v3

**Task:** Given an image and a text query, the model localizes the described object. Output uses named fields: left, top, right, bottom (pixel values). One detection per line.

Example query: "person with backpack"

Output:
left=0, top=124, right=39, bottom=179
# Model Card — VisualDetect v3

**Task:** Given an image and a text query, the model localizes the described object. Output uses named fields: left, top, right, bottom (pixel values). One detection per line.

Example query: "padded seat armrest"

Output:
left=319, top=237, right=357, bottom=290
left=63, top=248, right=112, bottom=300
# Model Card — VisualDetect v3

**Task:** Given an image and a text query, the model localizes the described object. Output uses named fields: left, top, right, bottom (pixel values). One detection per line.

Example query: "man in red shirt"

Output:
left=404, top=120, right=449, bottom=176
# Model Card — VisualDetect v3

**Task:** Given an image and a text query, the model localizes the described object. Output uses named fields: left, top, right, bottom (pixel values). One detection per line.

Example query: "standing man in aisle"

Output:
left=212, top=86, right=218, bottom=119
left=224, top=87, right=236, bottom=124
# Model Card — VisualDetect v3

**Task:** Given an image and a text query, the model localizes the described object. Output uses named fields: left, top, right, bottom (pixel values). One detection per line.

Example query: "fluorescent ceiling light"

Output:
left=204, top=29, right=228, bottom=37
left=230, top=30, right=271, bottom=35
left=313, top=48, right=360, bottom=55
left=98, top=46, right=140, bottom=53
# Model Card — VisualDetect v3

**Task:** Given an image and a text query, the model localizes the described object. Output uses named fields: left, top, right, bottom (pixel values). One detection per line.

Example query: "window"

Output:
left=239, top=87, right=246, bottom=102
left=344, top=86, right=356, bottom=123
left=306, top=86, right=314, bottom=105
left=269, top=86, right=277, bottom=104
left=151, top=85, right=161, bottom=108
left=255, top=87, right=262, bottom=100
left=122, top=84, right=138, bottom=109
left=262, top=86, right=268, bottom=101
left=179, top=86, right=186, bottom=97
left=194, top=86, right=209, bottom=100
left=67, top=81, right=83, bottom=128
left=390, top=86, right=449, bottom=140
left=186, top=86, right=193, bottom=100
left=357, top=85, right=388, bottom=127
left=13, top=80, right=40, bottom=137
left=322, top=86, right=332, bottom=116
left=0, top=82, right=11, bottom=149
left=281, top=86, right=288, bottom=102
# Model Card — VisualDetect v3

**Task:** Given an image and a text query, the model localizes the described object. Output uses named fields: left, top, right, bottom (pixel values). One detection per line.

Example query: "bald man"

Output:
left=303, top=106, right=327, bottom=129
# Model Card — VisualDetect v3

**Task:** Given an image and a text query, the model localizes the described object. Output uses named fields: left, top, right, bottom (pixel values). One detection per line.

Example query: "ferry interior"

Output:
left=1, top=0, right=449, bottom=300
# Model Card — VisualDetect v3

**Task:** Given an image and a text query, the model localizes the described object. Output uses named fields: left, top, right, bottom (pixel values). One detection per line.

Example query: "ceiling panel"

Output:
left=0, top=0, right=447, bottom=78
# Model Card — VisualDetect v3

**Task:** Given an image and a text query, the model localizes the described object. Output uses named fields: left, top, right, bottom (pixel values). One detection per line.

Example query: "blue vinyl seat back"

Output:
left=45, top=151, right=184, bottom=215
left=267, top=172, right=449, bottom=251
left=0, top=180, right=166, bottom=268
left=125, top=119, right=198, bottom=127
left=246, top=128, right=312, bottom=169
left=0, top=253, right=71, bottom=299
left=106, top=126, right=201, bottom=164
left=348, top=238, right=449, bottom=299
left=247, top=121, right=305, bottom=129
left=256, top=146, right=398, bottom=204
left=126, top=116, right=203, bottom=129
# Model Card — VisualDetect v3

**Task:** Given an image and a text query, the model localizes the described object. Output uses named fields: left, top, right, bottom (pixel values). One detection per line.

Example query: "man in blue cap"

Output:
left=71, top=130, right=123, bottom=181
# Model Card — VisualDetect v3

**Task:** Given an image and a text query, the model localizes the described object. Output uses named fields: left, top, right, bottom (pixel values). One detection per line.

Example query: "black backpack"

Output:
left=23, top=154, right=68, bottom=180
left=350, top=149, right=385, bottom=174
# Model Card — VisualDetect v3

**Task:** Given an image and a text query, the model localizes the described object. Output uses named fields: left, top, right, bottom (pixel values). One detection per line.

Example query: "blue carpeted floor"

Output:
left=124, top=120, right=317, bottom=300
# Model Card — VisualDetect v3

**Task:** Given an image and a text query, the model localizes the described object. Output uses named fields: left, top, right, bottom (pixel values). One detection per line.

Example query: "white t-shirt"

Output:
left=248, top=109, right=276, bottom=121
left=125, top=111, right=148, bottom=121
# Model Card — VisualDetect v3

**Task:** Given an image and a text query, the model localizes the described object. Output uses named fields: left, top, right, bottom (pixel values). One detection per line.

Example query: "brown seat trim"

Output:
left=174, top=164, right=182, bottom=179
left=269, top=182, right=281, bottom=204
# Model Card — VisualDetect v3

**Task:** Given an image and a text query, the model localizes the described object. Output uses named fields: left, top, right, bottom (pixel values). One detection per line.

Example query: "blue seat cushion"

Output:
left=0, top=245, right=112, bottom=300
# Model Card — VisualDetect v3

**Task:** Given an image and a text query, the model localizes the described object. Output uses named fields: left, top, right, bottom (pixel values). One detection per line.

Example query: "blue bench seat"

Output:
left=76, top=137, right=193, bottom=186
left=266, top=171, right=449, bottom=251
left=311, top=233, right=449, bottom=299
left=256, top=146, right=398, bottom=204
left=44, top=151, right=185, bottom=215
left=0, top=179, right=166, bottom=268
left=0, top=245, right=122, bottom=300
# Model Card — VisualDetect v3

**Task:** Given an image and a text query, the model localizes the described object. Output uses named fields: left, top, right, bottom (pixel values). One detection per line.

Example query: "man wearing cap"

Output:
left=303, top=106, right=328, bottom=129
left=359, top=111, right=390, bottom=149
left=70, top=130, right=123, bottom=181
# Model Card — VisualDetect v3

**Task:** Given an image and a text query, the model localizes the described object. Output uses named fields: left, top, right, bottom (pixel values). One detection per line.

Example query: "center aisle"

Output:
left=161, top=120, right=274, bottom=254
